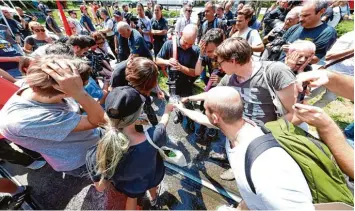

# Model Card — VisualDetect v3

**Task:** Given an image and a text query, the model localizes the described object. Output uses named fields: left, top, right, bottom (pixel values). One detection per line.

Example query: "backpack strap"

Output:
left=143, top=127, right=167, bottom=159
left=245, top=133, right=281, bottom=194
left=246, top=29, right=253, bottom=42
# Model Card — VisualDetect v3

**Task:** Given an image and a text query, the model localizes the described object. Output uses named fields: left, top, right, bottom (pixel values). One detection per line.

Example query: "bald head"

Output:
left=180, top=24, right=197, bottom=50
left=205, top=86, right=244, bottom=124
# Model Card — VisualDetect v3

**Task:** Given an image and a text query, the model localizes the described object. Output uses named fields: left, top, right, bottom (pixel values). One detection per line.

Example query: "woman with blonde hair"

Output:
left=86, top=58, right=173, bottom=210
left=23, top=22, right=55, bottom=54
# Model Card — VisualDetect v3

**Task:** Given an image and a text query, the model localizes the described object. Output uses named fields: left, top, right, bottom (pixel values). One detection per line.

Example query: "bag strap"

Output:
left=245, top=133, right=281, bottom=194
left=262, top=62, right=284, bottom=118
left=246, top=29, right=253, bottom=42
left=143, top=127, right=166, bottom=158
left=321, top=53, right=354, bottom=69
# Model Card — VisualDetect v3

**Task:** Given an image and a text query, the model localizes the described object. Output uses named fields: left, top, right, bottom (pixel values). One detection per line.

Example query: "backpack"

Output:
left=245, top=118, right=354, bottom=206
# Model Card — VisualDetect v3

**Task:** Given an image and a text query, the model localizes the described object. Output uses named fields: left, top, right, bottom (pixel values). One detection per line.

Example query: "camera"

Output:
left=166, top=68, right=183, bottom=124
left=222, top=19, right=237, bottom=26
left=124, top=13, right=139, bottom=25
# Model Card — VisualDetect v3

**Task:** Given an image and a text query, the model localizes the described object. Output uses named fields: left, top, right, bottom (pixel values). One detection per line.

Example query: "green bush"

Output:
left=335, top=20, right=354, bottom=37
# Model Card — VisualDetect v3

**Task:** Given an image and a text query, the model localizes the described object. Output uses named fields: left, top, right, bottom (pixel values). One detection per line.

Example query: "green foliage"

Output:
left=335, top=20, right=354, bottom=37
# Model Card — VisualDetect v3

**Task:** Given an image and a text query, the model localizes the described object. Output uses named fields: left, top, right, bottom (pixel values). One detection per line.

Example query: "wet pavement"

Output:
left=0, top=95, right=241, bottom=209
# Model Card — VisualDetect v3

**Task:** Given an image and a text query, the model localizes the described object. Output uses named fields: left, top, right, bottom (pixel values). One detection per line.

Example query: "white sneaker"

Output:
left=26, top=160, right=46, bottom=170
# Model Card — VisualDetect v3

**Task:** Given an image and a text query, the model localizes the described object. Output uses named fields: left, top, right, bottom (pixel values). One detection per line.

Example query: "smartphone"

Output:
left=297, top=82, right=309, bottom=103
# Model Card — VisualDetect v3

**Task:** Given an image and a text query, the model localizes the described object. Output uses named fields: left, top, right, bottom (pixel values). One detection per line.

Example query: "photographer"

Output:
left=116, top=22, right=153, bottom=60
left=113, top=11, right=130, bottom=62
left=99, top=9, right=116, bottom=59
left=136, top=3, right=153, bottom=50
left=261, top=6, right=302, bottom=61
left=198, top=2, right=227, bottom=42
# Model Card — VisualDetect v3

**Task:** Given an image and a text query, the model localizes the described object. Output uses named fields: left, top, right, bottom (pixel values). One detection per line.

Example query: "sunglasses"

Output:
left=34, top=29, right=45, bottom=32
left=96, top=41, right=104, bottom=45
left=186, top=10, right=192, bottom=13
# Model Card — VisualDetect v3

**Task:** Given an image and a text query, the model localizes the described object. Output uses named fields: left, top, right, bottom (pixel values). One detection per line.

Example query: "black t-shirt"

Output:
left=24, top=36, right=52, bottom=51
left=151, top=17, right=168, bottom=42
left=86, top=124, right=167, bottom=198
left=110, top=60, right=128, bottom=88
left=13, top=14, right=32, bottom=37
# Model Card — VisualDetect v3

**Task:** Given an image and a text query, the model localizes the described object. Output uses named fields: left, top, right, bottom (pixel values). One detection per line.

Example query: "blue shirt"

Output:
left=0, top=39, right=22, bottom=71
left=80, top=14, right=96, bottom=32
left=157, top=38, right=200, bottom=90
left=281, top=23, right=337, bottom=60
left=128, top=29, right=152, bottom=59
left=225, top=11, right=234, bottom=20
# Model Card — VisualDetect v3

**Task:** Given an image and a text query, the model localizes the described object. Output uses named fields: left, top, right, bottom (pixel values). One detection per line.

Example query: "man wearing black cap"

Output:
left=113, top=10, right=130, bottom=62
left=45, top=9, right=63, bottom=37
left=68, top=10, right=88, bottom=35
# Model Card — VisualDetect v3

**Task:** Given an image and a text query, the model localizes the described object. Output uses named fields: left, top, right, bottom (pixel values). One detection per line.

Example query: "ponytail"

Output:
left=96, top=118, right=130, bottom=184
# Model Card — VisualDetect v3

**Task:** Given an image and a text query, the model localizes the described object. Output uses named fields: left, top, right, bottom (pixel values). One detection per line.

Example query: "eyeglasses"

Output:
left=96, top=41, right=105, bottom=45
left=217, top=59, right=226, bottom=67
left=186, top=10, right=192, bottom=13
left=34, top=29, right=45, bottom=32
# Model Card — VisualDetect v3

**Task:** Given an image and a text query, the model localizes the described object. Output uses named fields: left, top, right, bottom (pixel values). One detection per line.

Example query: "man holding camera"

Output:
left=136, top=3, right=153, bottom=50
left=99, top=9, right=116, bottom=58
left=116, top=22, right=152, bottom=60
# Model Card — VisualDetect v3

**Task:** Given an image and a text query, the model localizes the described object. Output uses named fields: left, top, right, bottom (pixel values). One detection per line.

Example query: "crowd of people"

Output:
left=0, top=0, right=354, bottom=210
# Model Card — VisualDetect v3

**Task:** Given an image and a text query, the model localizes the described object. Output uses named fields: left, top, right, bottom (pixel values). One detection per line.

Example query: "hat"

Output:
left=80, top=5, right=87, bottom=11
left=45, top=9, right=52, bottom=13
left=113, top=10, right=122, bottom=17
left=105, top=86, right=146, bottom=119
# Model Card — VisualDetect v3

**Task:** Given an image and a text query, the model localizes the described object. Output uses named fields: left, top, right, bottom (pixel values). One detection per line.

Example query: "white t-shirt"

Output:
left=226, top=119, right=314, bottom=210
left=326, top=31, right=354, bottom=76
left=138, top=16, right=152, bottom=43
left=104, top=18, right=114, bottom=36
left=327, top=7, right=342, bottom=28
left=175, top=17, right=191, bottom=38
left=232, top=27, right=263, bottom=58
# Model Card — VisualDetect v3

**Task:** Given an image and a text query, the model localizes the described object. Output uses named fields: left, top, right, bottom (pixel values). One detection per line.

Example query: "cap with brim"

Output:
left=105, top=86, right=146, bottom=119
left=113, top=10, right=122, bottom=17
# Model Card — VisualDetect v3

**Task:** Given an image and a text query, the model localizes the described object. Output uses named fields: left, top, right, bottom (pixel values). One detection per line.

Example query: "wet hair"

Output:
left=25, top=55, right=91, bottom=97
left=201, top=28, right=225, bottom=46
left=66, top=35, right=96, bottom=49
left=215, top=37, right=252, bottom=65
left=125, top=57, right=159, bottom=96
left=45, top=43, right=74, bottom=56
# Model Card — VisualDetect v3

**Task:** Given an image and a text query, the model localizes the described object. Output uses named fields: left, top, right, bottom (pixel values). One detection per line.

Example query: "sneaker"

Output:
left=150, top=185, right=162, bottom=210
left=220, top=168, right=235, bottom=181
left=209, top=151, right=227, bottom=161
left=26, top=160, right=46, bottom=170
left=8, top=186, right=29, bottom=210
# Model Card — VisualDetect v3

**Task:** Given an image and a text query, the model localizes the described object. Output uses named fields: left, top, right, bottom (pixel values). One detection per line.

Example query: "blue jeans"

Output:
left=345, top=123, right=354, bottom=148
